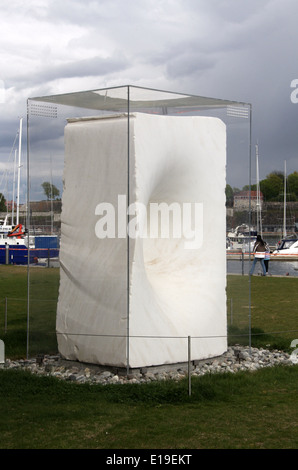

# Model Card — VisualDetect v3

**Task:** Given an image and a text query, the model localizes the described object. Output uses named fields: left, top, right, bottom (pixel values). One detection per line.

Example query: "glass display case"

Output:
left=25, top=85, right=252, bottom=369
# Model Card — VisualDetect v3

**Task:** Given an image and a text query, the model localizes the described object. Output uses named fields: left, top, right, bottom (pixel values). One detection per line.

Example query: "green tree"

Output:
left=287, top=171, right=298, bottom=200
left=225, top=184, right=234, bottom=207
left=0, top=193, right=6, bottom=211
left=230, top=171, right=298, bottom=203
left=260, top=172, right=284, bottom=201
left=41, top=182, right=60, bottom=200
left=242, top=184, right=257, bottom=191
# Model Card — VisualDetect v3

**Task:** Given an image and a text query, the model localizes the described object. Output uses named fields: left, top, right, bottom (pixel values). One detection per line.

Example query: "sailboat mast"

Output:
left=12, top=148, right=17, bottom=225
left=283, top=160, right=287, bottom=238
left=16, top=117, right=22, bottom=225
left=256, top=143, right=262, bottom=236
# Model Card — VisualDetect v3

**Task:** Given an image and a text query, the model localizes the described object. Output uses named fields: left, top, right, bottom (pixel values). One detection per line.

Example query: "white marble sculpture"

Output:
left=56, top=113, right=227, bottom=368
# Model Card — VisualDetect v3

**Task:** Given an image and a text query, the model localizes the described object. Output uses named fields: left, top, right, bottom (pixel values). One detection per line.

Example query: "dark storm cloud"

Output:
left=1, top=0, right=298, bottom=195
left=6, top=54, right=129, bottom=90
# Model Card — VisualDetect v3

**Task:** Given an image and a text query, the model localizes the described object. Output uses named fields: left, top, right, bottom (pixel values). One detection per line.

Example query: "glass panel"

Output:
left=27, top=90, right=130, bottom=360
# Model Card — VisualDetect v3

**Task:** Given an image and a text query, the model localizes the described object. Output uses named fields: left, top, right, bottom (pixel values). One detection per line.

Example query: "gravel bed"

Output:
left=0, top=346, right=295, bottom=385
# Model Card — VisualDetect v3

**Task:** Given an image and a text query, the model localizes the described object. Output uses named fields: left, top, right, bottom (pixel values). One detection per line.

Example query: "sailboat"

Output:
left=226, top=144, right=261, bottom=253
left=0, top=118, right=33, bottom=264
left=273, top=161, right=298, bottom=257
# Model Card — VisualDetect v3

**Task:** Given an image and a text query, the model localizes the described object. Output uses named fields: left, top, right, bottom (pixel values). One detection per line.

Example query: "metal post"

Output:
left=188, top=336, right=191, bottom=397
left=230, top=298, right=233, bottom=325
left=4, top=297, right=7, bottom=333
left=248, top=105, right=252, bottom=355
left=26, top=102, right=30, bottom=360
left=0, top=340, right=4, bottom=364
left=126, top=86, right=130, bottom=376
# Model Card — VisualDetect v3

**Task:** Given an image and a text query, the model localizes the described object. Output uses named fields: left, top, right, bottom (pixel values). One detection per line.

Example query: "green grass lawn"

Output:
left=0, top=266, right=297, bottom=449
left=0, top=364, right=297, bottom=449
left=0, top=266, right=297, bottom=356
left=0, top=265, right=59, bottom=357
left=227, top=274, right=298, bottom=351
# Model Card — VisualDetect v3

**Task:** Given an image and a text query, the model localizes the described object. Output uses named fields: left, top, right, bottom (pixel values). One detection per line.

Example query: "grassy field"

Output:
left=227, top=274, right=298, bottom=351
left=0, top=364, right=298, bottom=449
left=0, top=266, right=297, bottom=450
left=0, top=265, right=59, bottom=357
left=0, top=265, right=297, bottom=357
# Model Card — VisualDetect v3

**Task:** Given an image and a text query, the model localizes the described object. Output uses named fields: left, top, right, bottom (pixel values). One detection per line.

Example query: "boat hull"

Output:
left=0, top=246, right=59, bottom=265
left=0, top=246, right=34, bottom=265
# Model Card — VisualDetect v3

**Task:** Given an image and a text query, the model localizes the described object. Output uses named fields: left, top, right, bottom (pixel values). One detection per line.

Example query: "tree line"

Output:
left=226, top=171, right=298, bottom=205
left=1, top=175, right=298, bottom=214
left=0, top=181, right=60, bottom=213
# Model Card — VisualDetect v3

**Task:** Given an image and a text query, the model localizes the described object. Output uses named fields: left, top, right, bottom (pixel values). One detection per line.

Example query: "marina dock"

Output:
left=227, top=251, right=298, bottom=261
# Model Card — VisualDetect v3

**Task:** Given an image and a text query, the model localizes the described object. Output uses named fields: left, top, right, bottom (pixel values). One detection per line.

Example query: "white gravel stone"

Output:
left=0, top=346, right=294, bottom=385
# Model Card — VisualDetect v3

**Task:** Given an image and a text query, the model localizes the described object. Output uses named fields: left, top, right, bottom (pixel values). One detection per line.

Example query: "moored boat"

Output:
left=227, top=224, right=257, bottom=253
left=272, top=237, right=298, bottom=257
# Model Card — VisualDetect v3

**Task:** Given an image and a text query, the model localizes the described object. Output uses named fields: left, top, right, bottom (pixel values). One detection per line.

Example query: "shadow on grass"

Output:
left=228, top=325, right=292, bottom=352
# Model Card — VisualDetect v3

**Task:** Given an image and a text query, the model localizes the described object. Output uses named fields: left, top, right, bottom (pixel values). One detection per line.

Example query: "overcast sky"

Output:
left=1, top=0, right=298, bottom=201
